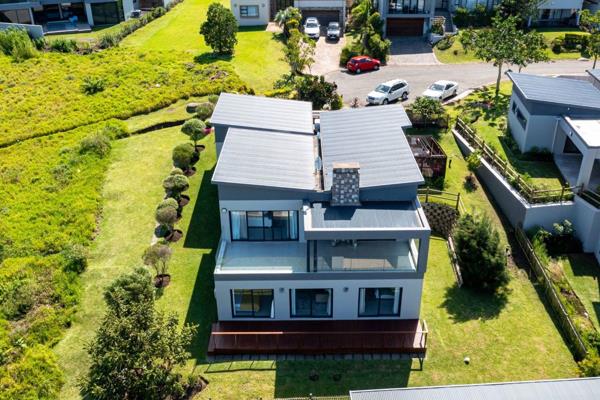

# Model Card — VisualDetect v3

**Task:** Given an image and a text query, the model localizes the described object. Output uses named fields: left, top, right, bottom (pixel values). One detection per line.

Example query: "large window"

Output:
left=231, top=289, right=274, bottom=318
left=230, top=211, right=298, bottom=241
left=291, top=289, right=332, bottom=318
left=513, top=104, right=527, bottom=130
left=91, top=2, right=123, bottom=25
left=359, top=288, right=402, bottom=317
left=240, top=5, right=259, bottom=17
left=388, top=0, right=426, bottom=14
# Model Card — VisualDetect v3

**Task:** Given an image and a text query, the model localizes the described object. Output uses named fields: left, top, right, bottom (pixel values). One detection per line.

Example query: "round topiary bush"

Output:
left=172, top=143, right=195, bottom=172
left=180, top=118, right=206, bottom=148
left=162, top=174, right=189, bottom=200
left=195, top=102, right=214, bottom=120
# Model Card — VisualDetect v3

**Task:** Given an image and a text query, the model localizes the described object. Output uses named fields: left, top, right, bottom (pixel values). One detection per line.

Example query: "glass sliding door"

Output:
left=290, top=289, right=333, bottom=318
left=358, top=288, right=402, bottom=317
left=231, top=289, right=274, bottom=318
left=229, top=211, right=299, bottom=241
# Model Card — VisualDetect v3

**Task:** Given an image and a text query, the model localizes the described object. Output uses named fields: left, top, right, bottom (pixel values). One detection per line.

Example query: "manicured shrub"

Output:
left=79, top=132, right=111, bottom=157
left=208, top=94, right=219, bottom=104
left=156, top=201, right=178, bottom=235
left=170, top=168, right=185, bottom=176
left=162, top=174, right=189, bottom=200
left=98, top=32, right=120, bottom=49
left=172, top=143, right=195, bottom=171
left=330, top=94, right=344, bottom=110
left=366, top=33, right=391, bottom=63
left=181, top=118, right=206, bottom=147
left=81, top=76, right=107, bottom=95
left=142, top=241, right=172, bottom=279
left=453, top=213, right=509, bottom=293
left=49, top=38, right=78, bottom=53
left=436, top=35, right=454, bottom=50
left=340, top=43, right=361, bottom=65
left=431, top=19, right=444, bottom=35
left=410, top=96, right=445, bottom=125
left=295, top=75, right=342, bottom=110
left=195, top=102, right=215, bottom=120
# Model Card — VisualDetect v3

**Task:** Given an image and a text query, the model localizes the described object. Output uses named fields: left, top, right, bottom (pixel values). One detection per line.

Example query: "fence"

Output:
left=514, top=227, right=589, bottom=360
left=418, top=187, right=465, bottom=213
left=455, top=118, right=580, bottom=204
left=580, top=189, right=600, bottom=209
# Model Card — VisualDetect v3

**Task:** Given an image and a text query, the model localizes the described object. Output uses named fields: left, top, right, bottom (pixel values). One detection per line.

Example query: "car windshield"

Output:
left=328, top=23, right=339, bottom=28
left=375, top=85, right=390, bottom=93
left=306, top=23, right=318, bottom=28
left=429, top=84, right=445, bottom=91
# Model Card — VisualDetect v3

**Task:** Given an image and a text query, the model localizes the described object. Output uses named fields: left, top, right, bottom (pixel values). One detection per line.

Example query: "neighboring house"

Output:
left=231, top=0, right=270, bottom=26
left=207, top=93, right=431, bottom=356
left=232, top=0, right=347, bottom=27
left=349, top=377, right=600, bottom=400
left=378, top=0, right=437, bottom=36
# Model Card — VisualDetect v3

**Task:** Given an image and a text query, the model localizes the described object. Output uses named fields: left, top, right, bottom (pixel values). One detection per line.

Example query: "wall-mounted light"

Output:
left=279, top=287, right=285, bottom=293
left=221, top=208, right=227, bottom=213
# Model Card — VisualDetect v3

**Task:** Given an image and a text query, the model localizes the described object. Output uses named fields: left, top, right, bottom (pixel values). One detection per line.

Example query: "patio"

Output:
left=554, top=154, right=600, bottom=191
left=43, top=21, right=91, bottom=35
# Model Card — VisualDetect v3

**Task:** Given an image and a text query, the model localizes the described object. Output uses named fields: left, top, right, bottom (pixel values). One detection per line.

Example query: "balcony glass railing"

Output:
left=388, top=0, right=429, bottom=14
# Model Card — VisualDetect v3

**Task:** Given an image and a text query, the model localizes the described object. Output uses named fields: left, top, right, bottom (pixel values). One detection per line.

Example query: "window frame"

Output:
left=357, top=287, right=403, bottom=317
left=239, top=5, right=259, bottom=18
left=230, top=289, right=274, bottom=318
left=289, top=288, right=334, bottom=318
left=229, top=210, right=299, bottom=242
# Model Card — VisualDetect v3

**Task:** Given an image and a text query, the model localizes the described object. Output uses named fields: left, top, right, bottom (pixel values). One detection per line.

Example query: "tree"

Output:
left=274, top=7, right=302, bottom=38
left=295, top=75, right=341, bottom=110
left=347, top=0, right=389, bottom=62
left=142, top=241, right=172, bottom=283
left=410, top=96, right=445, bottom=126
left=200, top=3, right=238, bottom=54
left=580, top=10, right=600, bottom=69
left=163, top=173, right=189, bottom=200
left=460, top=15, right=547, bottom=99
left=195, top=102, right=214, bottom=120
left=81, top=268, right=196, bottom=400
left=156, top=200, right=178, bottom=236
left=181, top=118, right=206, bottom=148
left=497, top=0, right=545, bottom=26
left=453, top=213, right=509, bottom=293
left=172, top=143, right=195, bottom=172
left=284, top=29, right=315, bottom=75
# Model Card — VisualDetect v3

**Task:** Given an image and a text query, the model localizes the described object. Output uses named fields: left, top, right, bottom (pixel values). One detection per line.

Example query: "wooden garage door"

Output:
left=386, top=18, right=424, bottom=36
left=301, top=10, right=341, bottom=27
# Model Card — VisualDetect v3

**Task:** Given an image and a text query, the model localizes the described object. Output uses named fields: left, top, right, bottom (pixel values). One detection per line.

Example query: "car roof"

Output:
left=328, top=21, right=339, bottom=25
left=380, top=79, right=406, bottom=86
left=432, top=80, right=457, bottom=85
left=306, top=17, right=319, bottom=22
left=351, top=56, right=370, bottom=60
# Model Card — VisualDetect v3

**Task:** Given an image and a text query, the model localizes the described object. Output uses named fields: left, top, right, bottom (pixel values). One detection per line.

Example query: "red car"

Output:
left=346, top=56, right=381, bottom=74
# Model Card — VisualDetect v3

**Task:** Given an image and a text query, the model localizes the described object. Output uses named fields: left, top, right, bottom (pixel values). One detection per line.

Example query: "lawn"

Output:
left=46, top=24, right=124, bottom=42
left=120, top=0, right=288, bottom=92
left=434, top=28, right=589, bottom=64
left=562, top=254, right=600, bottom=330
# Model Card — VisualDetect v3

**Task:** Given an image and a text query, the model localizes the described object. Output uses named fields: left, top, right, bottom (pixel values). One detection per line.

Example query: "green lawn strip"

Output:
left=120, top=0, right=288, bottom=92
left=46, top=24, right=123, bottom=43
left=125, top=96, right=206, bottom=132
left=54, top=127, right=212, bottom=399
left=561, top=254, right=600, bottom=330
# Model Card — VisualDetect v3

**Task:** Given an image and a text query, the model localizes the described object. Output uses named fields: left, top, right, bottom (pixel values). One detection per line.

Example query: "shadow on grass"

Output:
left=194, top=52, right=233, bottom=64
left=442, top=283, right=509, bottom=322
left=273, top=360, right=412, bottom=398
left=184, top=167, right=219, bottom=249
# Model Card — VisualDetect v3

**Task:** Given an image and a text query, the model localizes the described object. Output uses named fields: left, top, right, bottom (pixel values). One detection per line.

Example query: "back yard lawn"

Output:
left=562, top=254, right=600, bottom=330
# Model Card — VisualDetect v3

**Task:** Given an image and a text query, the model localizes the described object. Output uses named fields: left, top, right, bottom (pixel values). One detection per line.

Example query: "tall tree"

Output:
left=200, top=3, right=238, bottom=54
left=580, top=10, right=600, bottom=69
left=274, top=6, right=302, bottom=38
left=460, top=15, right=547, bottom=99
left=284, top=29, right=315, bottom=75
left=497, top=0, right=545, bottom=26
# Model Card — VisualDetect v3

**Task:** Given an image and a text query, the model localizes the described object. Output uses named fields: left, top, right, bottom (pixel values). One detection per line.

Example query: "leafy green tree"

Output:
left=200, top=3, right=238, bottom=54
left=453, top=213, right=509, bottom=293
left=295, top=75, right=341, bottom=110
left=274, top=7, right=302, bottom=38
left=142, top=241, right=172, bottom=281
left=162, top=173, right=189, bottom=200
left=181, top=118, right=206, bottom=148
left=410, top=96, right=445, bottom=125
left=497, top=0, right=545, bottom=26
left=195, top=102, right=214, bottom=120
left=580, top=10, right=600, bottom=68
left=348, top=0, right=389, bottom=62
left=460, top=15, right=547, bottom=99
left=81, top=268, right=195, bottom=400
left=284, top=29, right=315, bottom=75
left=172, top=143, right=195, bottom=172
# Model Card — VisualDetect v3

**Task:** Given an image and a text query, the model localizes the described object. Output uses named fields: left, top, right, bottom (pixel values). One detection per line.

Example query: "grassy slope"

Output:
left=562, top=254, right=600, bottom=330
left=434, top=28, right=588, bottom=64
left=120, top=0, right=288, bottom=93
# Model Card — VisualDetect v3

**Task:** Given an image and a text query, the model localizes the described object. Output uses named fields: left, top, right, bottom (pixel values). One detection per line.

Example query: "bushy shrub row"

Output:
left=551, top=33, right=589, bottom=55
left=453, top=5, right=494, bottom=28
left=98, top=6, right=173, bottom=49
left=0, top=28, right=37, bottom=61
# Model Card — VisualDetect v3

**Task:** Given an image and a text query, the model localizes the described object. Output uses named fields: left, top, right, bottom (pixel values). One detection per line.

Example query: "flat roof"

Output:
left=319, top=105, right=423, bottom=190
left=210, top=93, right=314, bottom=135
left=212, top=128, right=316, bottom=190
left=309, top=202, right=422, bottom=230
left=350, top=378, right=600, bottom=400
left=563, top=116, right=600, bottom=148
left=507, top=72, right=600, bottom=111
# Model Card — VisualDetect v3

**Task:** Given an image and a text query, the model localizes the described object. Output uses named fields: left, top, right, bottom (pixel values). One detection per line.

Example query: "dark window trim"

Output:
left=229, top=210, right=299, bottom=242
left=289, top=288, right=334, bottom=318
left=357, top=287, right=403, bottom=317
left=240, top=5, right=259, bottom=18
left=230, top=289, right=274, bottom=318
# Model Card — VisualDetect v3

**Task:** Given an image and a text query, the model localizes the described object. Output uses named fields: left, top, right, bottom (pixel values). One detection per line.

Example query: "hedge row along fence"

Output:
left=455, top=118, right=580, bottom=204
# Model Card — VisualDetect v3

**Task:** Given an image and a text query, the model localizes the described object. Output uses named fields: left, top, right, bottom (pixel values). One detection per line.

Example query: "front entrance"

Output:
left=386, top=18, right=424, bottom=36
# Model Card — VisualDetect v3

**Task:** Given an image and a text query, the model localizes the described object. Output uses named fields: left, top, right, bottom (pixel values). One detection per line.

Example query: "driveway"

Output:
left=326, top=59, right=596, bottom=106
left=388, top=37, right=439, bottom=66
left=309, top=36, right=346, bottom=76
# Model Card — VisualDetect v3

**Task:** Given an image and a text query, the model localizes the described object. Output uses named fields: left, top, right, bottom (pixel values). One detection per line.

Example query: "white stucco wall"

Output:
left=122, top=0, right=135, bottom=19
left=215, top=277, right=424, bottom=320
left=508, top=94, right=530, bottom=152
left=231, top=0, right=270, bottom=26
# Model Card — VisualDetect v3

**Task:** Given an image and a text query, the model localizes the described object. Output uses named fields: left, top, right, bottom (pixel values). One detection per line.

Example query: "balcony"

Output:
left=388, top=0, right=431, bottom=15
left=215, top=241, right=307, bottom=274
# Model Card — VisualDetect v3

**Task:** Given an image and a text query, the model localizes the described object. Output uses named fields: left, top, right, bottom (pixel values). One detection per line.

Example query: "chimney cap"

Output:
left=333, top=162, right=360, bottom=169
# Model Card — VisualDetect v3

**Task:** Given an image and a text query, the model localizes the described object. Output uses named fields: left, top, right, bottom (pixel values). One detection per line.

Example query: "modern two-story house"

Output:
left=207, top=93, right=431, bottom=357
left=379, top=0, right=436, bottom=36
left=232, top=0, right=347, bottom=28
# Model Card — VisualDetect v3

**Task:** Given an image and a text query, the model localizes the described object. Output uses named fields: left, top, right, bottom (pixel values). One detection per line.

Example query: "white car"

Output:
left=366, top=79, right=410, bottom=105
left=422, top=80, right=458, bottom=101
left=304, top=17, right=320, bottom=39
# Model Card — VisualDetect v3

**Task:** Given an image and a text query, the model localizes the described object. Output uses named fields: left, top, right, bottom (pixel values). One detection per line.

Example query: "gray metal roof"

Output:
left=588, top=69, right=600, bottom=82
left=349, top=378, right=600, bottom=400
left=319, top=105, right=422, bottom=190
left=507, top=72, right=600, bottom=110
left=310, top=202, right=422, bottom=229
left=210, top=93, right=314, bottom=134
left=212, top=128, right=316, bottom=190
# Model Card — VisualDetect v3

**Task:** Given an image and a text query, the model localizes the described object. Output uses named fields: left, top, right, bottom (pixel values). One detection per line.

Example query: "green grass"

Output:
left=434, top=28, right=589, bottom=64
left=562, top=254, right=600, bottom=330
left=124, top=96, right=206, bottom=132
left=46, top=24, right=123, bottom=43
left=120, top=0, right=288, bottom=92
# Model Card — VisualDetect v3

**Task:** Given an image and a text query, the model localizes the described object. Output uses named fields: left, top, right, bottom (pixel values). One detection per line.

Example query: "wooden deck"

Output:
left=207, top=319, right=428, bottom=356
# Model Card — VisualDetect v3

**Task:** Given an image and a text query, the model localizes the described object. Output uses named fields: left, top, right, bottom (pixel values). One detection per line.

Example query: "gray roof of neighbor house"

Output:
left=349, top=378, right=600, bottom=400
left=319, top=105, right=422, bottom=190
left=212, top=128, right=316, bottom=190
left=587, top=69, right=600, bottom=82
left=210, top=93, right=314, bottom=135
left=507, top=72, right=600, bottom=110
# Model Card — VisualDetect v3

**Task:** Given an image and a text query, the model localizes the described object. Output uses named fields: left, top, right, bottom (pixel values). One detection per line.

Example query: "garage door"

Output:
left=301, top=10, right=341, bottom=28
left=386, top=18, right=424, bottom=36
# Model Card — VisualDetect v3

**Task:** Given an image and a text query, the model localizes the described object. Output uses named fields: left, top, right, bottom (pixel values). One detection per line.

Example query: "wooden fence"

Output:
left=455, top=118, right=580, bottom=204
left=418, top=187, right=465, bottom=213
left=514, top=227, right=589, bottom=361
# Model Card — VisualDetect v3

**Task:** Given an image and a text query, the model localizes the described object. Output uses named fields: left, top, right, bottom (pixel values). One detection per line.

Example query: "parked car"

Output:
left=304, top=17, right=321, bottom=39
left=326, top=22, right=341, bottom=41
left=346, top=56, right=380, bottom=74
left=422, top=80, right=458, bottom=100
left=366, top=79, right=410, bottom=105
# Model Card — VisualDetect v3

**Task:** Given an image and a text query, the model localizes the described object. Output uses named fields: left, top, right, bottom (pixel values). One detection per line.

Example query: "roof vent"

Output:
left=314, top=156, right=322, bottom=172
left=331, top=162, right=360, bottom=206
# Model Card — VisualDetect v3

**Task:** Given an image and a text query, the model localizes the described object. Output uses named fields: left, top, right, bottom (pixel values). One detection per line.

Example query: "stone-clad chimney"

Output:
left=331, top=162, right=360, bottom=206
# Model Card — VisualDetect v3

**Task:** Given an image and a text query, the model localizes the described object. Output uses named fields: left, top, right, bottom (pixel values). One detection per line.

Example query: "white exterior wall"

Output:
left=526, top=115, right=559, bottom=151
left=231, top=0, right=270, bottom=26
left=122, top=0, right=135, bottom=19
left=84, top=3, right=94, bottom=26
left=215, top=277, right=424, bottom=320
left=508, top=94, right=530, bottom=152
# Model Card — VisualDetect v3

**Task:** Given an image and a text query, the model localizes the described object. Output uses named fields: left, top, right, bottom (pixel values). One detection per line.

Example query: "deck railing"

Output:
left=580, top=189, right=600, bottom=209
left=418, top=187, right=465, bottom=213
left=455, top=118, right=581, bottom=204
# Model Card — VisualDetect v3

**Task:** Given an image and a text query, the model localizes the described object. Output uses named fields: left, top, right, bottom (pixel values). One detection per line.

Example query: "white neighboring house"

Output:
left=231, top=0, right=346, bottom=28
left=231, top=0, right=269, bottom=26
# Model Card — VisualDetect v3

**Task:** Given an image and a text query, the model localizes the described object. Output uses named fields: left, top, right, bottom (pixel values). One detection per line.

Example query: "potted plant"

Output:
left=142, top=240, right=172, bottom=288
left=155, top=199, right=183, bottom=241
left=180, top=118, right=207, bottom=154
left=163, top=173, right=190, bottom=207
left=172, top=143, right=197, bottom=175
left=204, top=118, right=212, bottom=135
left=195, top=102, right=214, bottom=121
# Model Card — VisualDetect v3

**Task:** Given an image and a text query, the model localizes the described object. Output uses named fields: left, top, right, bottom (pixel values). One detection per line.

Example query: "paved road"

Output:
left=326, top=59, right=596, bottom=105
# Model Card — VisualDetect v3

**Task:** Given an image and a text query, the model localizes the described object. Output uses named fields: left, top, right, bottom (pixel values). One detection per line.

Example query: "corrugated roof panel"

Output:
left=508, top=72, right=600, bottom=110
left=319, top=105, right=423, bottom=190
left=349, top=378, right=600, bottom=400
left=210, top=93, right=314, bottom=134
left=211, top=128, right=316, bottom=190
